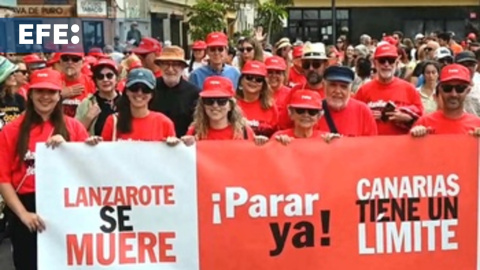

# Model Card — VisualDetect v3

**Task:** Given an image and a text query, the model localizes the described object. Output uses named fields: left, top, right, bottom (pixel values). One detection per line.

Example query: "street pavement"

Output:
left=0, top=239, right=14, bottom=270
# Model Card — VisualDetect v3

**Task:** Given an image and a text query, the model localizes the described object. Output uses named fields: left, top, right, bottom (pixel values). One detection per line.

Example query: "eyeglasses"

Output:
left=377, top=57, right=396, bottom=65
left=203, top=97, right=229, bottom=106
left=245, top=75, right=264, bottom=83
left=157, top=61, right=185, bottom=69
left=61, top=55, right=82, bottom=63
left=15, top=70, right=28, bottom=75
left=127, top=83, right=153, bottom=94
left=302, top=60, right=323, bottom=70
left=268, top=70, right=283, bottom=76
left=441, top=84, right=468, bottom=94
left=239, top=47, right=254, bottom=53
left=208, top=47, right=224, bottom=53
left=95, top=72, right=115, bottom=80
left=294, top=108, right=321, bottom=116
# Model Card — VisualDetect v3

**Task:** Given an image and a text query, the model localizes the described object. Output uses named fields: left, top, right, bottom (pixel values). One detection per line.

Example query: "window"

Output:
left=425, top=20, right=444, bottom=35
left=303, top=10, right=319, bottom=20
left=446, top=20, right=465, bottom=39
left=404, top=20, right=424, bottom=40
left=289, top=10, right=302, bottom=20
left=320, top=10, right=332, bottom=20
left=336, top=10, right=349, bottom=20
left=82, top=21, right=104, bottom=52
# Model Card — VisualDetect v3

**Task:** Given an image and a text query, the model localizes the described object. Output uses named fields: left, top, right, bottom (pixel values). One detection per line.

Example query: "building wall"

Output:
left=293, top=0, right=478, bottom=7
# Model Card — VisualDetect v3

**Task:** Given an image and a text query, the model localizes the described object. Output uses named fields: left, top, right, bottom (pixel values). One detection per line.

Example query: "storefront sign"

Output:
left=77, top=0, right=107, bottom=17
left=14, top=5, right=72, bottom=17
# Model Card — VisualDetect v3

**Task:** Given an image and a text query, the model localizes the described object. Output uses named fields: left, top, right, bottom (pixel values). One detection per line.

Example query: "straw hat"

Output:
left=154, top=46, right=187, bottom=66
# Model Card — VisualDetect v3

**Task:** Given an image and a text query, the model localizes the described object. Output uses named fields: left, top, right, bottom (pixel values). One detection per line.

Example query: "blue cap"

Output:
left=126, top=68, right=156, bottom=90
left=324, top=66, right=355, bottom=84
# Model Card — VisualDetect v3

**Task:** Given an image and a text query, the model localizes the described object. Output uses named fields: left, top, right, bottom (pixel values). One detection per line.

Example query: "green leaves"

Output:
left=255, top=0, right=290, bottom=43
left=187, top=0, right=228, bottom=41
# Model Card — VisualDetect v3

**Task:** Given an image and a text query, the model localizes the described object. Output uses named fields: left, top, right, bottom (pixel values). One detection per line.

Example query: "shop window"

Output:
left=404, top=20, right=424, bottom=39
left=303, top=10, right=319, bottom=20
left=289, top=10, right=302, bottom=20
left=320, top=10, right=332, bottom=20
left=425, top=20, right=444, bottom=35
left=82, top=21, right=104, bottom=52
left=446, top=20, right=465, bottom=39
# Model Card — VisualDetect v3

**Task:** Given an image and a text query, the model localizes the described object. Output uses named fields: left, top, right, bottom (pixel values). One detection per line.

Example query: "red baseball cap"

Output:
left=23, top=54, right=45, bottom=64
left=292, top=46, right=303, bottom=58
left=374, top=44, right=398, bottom=59
left=265, top=56, right=287, bottom=71
left=440, top=64, right=471, bottom=84
left=383, top=36, right=398, bottom=46
left=200, top=76, right=235, bottom=98
left=132, top=37, right=162, bottom=55
left=60, top=44, right=85, bottom=58
left=192, top=40, right=207, bottom=50
left=84, top=56, right=98, bottom=66
left=242, top=60, right=267, bottom=77
left=29, top=69, right=62, bottom=91
left=47, top=53, right=61, bottom=66
left=92, top=58, right=118, bottom=74
left=289, top=90, right=322, bottom=110
left=128, top=59, right=143, bottom=71
left=206, top=32, right=228, bottom=47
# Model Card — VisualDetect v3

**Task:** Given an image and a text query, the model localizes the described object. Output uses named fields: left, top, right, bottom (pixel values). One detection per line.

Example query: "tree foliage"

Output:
left=255, top=0, right=289, bottom=43
left=187, top=0, right=228, bottom=41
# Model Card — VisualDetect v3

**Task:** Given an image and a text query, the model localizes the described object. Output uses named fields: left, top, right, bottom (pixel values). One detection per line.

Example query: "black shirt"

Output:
left=150, top=78, right=199, bottom=137
left=0, top=93, right=25, bottom=131
left=94, top=91, right=120, bottom=136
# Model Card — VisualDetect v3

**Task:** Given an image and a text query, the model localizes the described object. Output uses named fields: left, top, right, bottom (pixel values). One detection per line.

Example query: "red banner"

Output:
left=197, top=135, right=479, bottom=269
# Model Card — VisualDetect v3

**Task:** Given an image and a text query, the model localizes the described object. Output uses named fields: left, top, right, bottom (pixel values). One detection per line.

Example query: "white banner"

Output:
left=36, top=142, right=199, bottom=270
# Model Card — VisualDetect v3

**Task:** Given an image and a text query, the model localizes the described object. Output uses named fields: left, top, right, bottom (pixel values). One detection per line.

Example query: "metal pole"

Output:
left=332, top=0, right=336, bottom=45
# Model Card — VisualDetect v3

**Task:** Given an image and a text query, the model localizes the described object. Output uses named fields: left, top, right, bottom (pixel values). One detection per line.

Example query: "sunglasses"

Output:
left=203, top=97, right=229, bottom=106
left=95, top=72, right=115, bottom=80
left=61, top=55, right=82, bottom=63
left=209, top=47, right=224, bottom=53
left=377, top=57, right=396, bottom=65
left=239, top=47, right=254, bottom=53
left=294, top=108, right=321, bottom=116
left=441, top=84, right=468, bottom=94
left=302, top=60, right=323, bottom=70
left=425, top=47, right=433, bottom=52
left=245, top=75, right=264, bottom=83
left=128, top=83, right=153, bottom=94
left=15, top=70, right=28, bottom=75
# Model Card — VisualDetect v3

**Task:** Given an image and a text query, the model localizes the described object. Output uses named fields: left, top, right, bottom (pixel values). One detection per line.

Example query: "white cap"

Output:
left=434, top=47, right=452, bottom=60
left=302, top=42, right=328, bottom=60
left=415, top=33, right=425, bottom=40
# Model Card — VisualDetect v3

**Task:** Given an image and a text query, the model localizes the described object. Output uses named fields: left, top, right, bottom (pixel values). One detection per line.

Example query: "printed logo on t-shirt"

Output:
left=0, top=106, right=21, bottom=129
left=63, top=98, right=81, bottom=117
left=247, top=120, right=260, bottom=127
left=367, top=100, right=388, bottom=109
left=24, top=150, right=35, bottom=176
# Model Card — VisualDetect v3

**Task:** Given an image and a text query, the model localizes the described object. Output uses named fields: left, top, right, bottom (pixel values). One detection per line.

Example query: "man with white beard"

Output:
left=150, top=46, right=199, bottom=137
left=59, top=44, right=95, bottom=117
left=318, top=66, right=377, bottom=136
left=355, top=43, right=423, bottom=135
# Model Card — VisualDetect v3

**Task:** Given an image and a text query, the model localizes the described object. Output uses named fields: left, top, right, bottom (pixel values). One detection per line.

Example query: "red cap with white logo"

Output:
left=265, top=56, right=287, bottom=71
left=29, top=69, right=63, bottom=91
left=242, top=60, right=267, bottom=77
left=374, top=43, right=398, bottom=59
left=206, top=32, right=228, bottom=47
left=440, top=64, right=471, bottom=84
left=200, top=76, right=235, bottom=97
left=289, top=90, right=323, bottom=109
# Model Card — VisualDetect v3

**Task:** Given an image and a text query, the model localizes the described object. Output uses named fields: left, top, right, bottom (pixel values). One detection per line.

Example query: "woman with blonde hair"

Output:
left=236, top=60, right=278, bottom=137
left=236, top=37, right=264, bottom=70
left=182, top=76, right=255, bottom=143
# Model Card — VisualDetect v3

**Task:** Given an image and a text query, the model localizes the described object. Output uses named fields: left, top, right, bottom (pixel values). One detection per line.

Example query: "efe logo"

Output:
left=19, top=23, right=80, bottom=45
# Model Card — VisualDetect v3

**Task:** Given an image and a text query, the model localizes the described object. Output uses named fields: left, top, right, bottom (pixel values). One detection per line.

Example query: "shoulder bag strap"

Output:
left=322, top=99, right=339, bottom=134
left=112, top=114, right=118, bottom=141
left=243, top=126, right=248, bottom=139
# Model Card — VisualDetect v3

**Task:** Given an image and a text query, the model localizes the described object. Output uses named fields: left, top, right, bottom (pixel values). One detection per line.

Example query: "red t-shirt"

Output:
left=271, top=128, right=326, bottom=139
left=287, top=67, right=306, bottom=88
left=318, top=99, right=378, bottom=136
left=273, top=85, right=291, bottom=115
left=355, top=78, right=423, bottom=135
left=414, top=111, right=480, bottom=134
left=62, top=73, right=96, bottom=117
left=17, top=84, right=28, bottom=99
left=278, top=84, right=325, bottom=130
left=186, top=125, right=255, bottom=140
left=237, top=99, right=279, bottom=137
left=101, top=111, right=176, bottom=141
left=117, top=79, right=126, bottom=92
left=0, top=115, right=88, bottom=194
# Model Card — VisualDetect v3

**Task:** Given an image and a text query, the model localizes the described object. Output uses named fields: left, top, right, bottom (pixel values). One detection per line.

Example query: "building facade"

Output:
left=289, top=0, right=480, bottom=44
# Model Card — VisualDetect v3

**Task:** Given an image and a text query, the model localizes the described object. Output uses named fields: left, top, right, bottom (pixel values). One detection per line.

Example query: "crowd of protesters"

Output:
left=0, top=28, right=479, bottom=269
